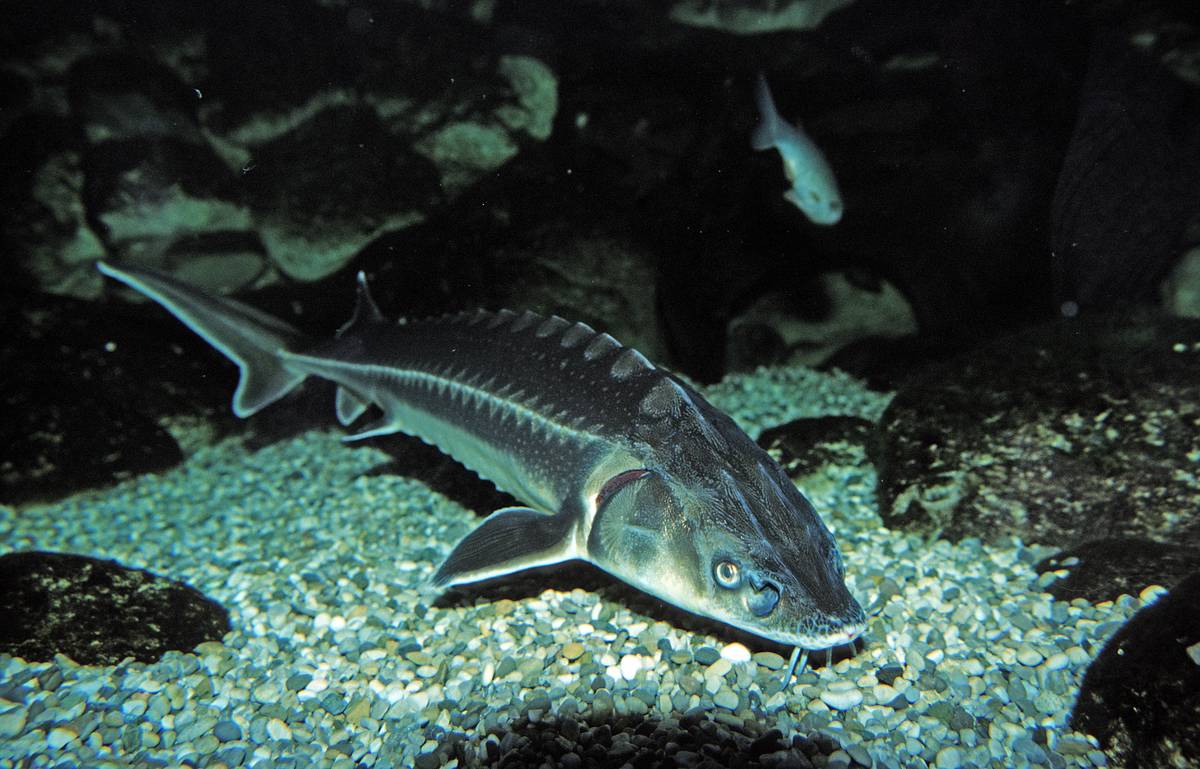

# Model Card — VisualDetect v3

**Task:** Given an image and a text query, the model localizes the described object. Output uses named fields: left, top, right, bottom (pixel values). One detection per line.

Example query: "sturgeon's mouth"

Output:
left=776, top=611, right=869, bottom=685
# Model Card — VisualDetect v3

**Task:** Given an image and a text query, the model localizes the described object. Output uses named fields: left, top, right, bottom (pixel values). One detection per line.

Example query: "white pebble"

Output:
left=46, top=727, right=76, bottom=750
left=935, top=745, right=963, bottom=769
left=707, top=659, right=732, bottom=678
left=1043, top=652, right=1070, bottom=671
left=1139, top=584, right=1168, bottom=604
left=820, top=682, right=863, bottom=711
left=960, top=658, right=985, bottom=676
left=720, top=642, right=751, bottom=663
left=872, top=684, right=898, bottom=703
left=266, top=718, right=292, bottom=741
left=619, top=654, right=644, bottom=681
left=1016, top=646, right=1044, bottom=667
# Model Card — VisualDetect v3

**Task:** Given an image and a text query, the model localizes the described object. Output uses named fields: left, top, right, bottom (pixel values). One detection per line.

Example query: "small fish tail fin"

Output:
left=97, top=261, right=308, bottom=417
left=751, top=72, right=781, bottom=150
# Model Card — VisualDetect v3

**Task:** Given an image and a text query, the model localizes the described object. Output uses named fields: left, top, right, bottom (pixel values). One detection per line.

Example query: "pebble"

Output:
left=0, top=709, right=27, bottom=739
left=1016, top=646, right=1044, bottom=667
left=820, top=682, right=864, bottom=711
left=845, top=742, right=873, bottom=767
left=45, top=726, right=76, bottom=750
left=935, top=745, right=963, bottom=769
left=828, top=749, right=854, bottom=769
left=213, top=720, right=242, bottom=742
left=619, top=654, right=644, bottom=681
left=266, top=718, right=292, bottom=741
left=720, top=643, right=751, bottom=663
left=707, top=659, right=732, bottom=678
left=1139, top=584, right=1168, bottom=603
left=753, top=652, right=786, bottom=671
left=713, top=688, right=738, bottom=710
left=561, top=642, right=585, bottom=661
left=120, top=697, right=148, bottom=718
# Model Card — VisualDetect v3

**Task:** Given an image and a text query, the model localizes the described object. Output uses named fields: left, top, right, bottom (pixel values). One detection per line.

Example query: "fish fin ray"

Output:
left=97, top=261, right=307, bottom=417
left=336, top=272, right=386, bottom=338
left=341, top=414, right=402, bottom=442
left=431, top=506, right=576, bottom=587
left=751, top=72, right=780, bottom=150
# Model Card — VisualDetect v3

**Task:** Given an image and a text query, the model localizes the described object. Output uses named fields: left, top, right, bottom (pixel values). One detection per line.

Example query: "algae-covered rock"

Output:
left=4, top=6, right=557, bottom=294
left=874, top=314, right=1200, bottom=547
left=0, top=551, right=230, bottom=665
left=1071, top=571, right=1200, bottom=769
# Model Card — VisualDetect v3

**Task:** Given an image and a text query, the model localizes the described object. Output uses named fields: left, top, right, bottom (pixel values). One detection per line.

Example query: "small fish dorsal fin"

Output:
left=336, top=271, right=385, bottom=338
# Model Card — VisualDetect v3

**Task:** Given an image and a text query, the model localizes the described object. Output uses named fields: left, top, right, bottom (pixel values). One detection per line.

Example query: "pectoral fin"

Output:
left=431, top=506, right=577, bottom=588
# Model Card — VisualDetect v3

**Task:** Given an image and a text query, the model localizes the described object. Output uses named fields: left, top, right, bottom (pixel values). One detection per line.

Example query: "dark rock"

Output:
left=5, top=2, right=557, bottom=299
left=725, top=271, right=917, bottom=373
left=484, top=710, right=826, bottom=769
left=1051, top=29, right=1200, bottom=312
left=875, top=664, right=905, bottom=687
left=238, top=105, right=441, bottom=282
left=0, top=550, right=230, bottom=665
left=0, top=288, right=238, bottom=504
left=1071, top=571, right=1200, bottom=769
left=757, top=417, right=875, bottom=480
left=82, top=136, right=263, bottom=294
left=67, top=53, right=203, bottom=144
left=1036, top=538, right=1200, bottom=603
left=874, top=314, right=1200, bottom=546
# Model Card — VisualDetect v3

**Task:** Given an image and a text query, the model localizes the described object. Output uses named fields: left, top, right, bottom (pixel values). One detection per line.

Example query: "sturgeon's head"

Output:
left=587, top=377, right=866, bottom=650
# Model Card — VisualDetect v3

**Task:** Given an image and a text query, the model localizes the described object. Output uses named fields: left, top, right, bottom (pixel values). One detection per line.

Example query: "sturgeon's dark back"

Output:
left=305, top=309, right=668, bottom=509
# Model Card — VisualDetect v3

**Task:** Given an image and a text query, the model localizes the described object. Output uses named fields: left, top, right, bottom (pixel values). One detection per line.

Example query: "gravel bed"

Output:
left=0, top=365, right=1139, bottom=768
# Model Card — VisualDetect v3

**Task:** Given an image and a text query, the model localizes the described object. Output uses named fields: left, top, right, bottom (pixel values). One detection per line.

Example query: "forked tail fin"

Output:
left=751, top=72, right=782, bottom=151
left=97, top=261, right=309, bottom=417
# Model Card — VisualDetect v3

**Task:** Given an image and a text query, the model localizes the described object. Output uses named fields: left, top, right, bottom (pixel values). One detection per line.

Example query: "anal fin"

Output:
left=431, top=507, right=576, bottom=587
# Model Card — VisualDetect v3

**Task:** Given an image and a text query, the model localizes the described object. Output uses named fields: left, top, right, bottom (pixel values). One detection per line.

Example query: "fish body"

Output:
left=97, top=261, right=865, bottom=652
left=752, top=73, right=843, bottom=225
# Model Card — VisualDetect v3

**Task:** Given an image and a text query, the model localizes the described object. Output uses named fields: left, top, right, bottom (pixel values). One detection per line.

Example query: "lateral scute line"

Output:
left=292, top=355, right=594, bottom=443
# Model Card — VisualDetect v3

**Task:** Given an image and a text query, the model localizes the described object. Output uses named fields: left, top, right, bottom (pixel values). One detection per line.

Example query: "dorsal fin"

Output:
left=336, top=272, right=385, bottom=338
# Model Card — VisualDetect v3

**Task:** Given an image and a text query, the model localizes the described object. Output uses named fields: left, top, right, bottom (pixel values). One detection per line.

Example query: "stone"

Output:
left=876, top=315, right=1200, bottom=547
left=1072, top=571, right=1200, bottom=769
left=1036, top=538, right=1200, bottom=603
left=819, top=683, right=863, bottom=711
left=0, top=551, right=230, bottom=665
left=213, top=720, right=242, bottom=742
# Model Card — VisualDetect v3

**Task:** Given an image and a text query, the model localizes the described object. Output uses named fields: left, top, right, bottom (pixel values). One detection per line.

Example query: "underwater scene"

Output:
left=2, top=0, right=1199, bottom=768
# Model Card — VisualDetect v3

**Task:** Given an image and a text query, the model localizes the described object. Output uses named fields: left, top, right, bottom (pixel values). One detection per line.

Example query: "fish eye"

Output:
left=713, top=560, right=742, bottom=588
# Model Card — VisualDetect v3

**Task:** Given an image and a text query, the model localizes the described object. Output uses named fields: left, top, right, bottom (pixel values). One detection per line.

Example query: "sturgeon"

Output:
left=97, top=261, right=866, bottom=668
